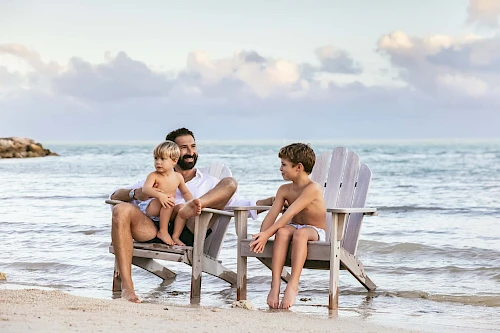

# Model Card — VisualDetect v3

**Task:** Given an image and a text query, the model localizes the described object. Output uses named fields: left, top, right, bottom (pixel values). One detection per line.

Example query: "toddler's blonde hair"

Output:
left=153, top=140, right=180, bottom=160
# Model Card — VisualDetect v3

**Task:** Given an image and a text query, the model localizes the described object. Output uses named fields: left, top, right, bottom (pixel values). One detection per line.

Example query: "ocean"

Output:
left=1, top=140, right=499, bottom=332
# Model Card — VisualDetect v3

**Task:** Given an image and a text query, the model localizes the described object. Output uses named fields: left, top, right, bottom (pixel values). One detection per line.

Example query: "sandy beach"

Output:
left=0, top=288, right=422, bottom=333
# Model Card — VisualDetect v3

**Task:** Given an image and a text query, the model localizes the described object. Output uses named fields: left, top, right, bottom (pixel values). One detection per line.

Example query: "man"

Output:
left=110, top=128, right=271, bottom=303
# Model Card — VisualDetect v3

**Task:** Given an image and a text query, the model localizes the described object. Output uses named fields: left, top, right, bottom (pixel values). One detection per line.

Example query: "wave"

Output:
left=359, top=240, right=500, bottom=260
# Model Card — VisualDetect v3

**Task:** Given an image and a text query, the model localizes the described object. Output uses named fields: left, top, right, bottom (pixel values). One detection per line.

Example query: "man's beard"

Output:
left=176, top=153, right=198, bottom=170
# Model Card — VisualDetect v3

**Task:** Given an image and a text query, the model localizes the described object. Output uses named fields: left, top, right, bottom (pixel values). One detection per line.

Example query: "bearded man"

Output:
left=109, top=128, right=270, bottom=303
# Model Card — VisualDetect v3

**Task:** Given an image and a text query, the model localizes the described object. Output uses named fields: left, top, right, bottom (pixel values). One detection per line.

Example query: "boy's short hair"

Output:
left=154, top=140, right=180, bottom=160
left=278, top=143, right=316, bottom=174
left=166, top=128, right=195, bottom=143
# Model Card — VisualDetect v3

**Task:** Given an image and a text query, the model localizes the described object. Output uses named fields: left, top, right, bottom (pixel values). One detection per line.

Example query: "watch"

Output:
left=129, top=188, right=136, bottom=200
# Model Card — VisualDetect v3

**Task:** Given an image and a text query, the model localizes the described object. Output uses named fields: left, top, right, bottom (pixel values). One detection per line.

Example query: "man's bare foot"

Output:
left=267, top=287, right=280, bottom=309
left=122, top=289, right=141, bottom=303
left=157, top=230, right=175, bottom=245
left=280, top=285, right=298, bottom=309
left=178, top=198, right=202, bottom=219
left=172, top=237, right=185, bottom=246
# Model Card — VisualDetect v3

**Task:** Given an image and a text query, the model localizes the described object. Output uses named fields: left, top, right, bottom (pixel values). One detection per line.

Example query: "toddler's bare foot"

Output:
left=267, top=287, right=280, bottom=309
left=178, top=198, right=202, bottom=219
left=121, top=289, right=141, bottom=303
left=172, top=237, right=185, bottom=246
left=157, top=230, right=175, bottom=245
left=280, top=285, right=298, bottom=309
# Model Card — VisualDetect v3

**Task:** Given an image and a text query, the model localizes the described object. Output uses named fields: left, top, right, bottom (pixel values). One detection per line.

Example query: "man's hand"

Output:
left=249, top=231, right=270, bottom=254
left=158, top=193, right=175, bottom=208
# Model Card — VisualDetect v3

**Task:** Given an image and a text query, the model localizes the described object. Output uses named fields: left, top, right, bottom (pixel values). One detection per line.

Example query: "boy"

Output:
left=250, top=143, right=326, bottom=309
left=139, top=140, right=201, bottom=245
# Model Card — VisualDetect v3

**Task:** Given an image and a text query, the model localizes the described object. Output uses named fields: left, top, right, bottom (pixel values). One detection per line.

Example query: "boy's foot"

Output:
left=121, top=289, right=141, bottom=303
left=178, top=199, right=202, bottom=219
left=157, top=230, right=175, bottom=245
left=172, top=237, right=185, bottom=246
left=267, top=287, right=280, bottom=309
left=280, top=285, right=298, bottom=309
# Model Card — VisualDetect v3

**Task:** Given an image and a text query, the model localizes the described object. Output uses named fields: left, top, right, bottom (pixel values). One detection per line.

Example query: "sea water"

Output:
left=1, top=140, right=499, bottom=332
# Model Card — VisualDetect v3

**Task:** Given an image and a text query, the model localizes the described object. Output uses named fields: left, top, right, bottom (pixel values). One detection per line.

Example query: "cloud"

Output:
left=467, top=0, right=500, bottom=28
left=2, top=32, right=500, bottom=141
left=315, top=45, right=362, bottom=74
left=377, top=31, right=500, bottom=105
left=52, top=52, right=173, bottom=102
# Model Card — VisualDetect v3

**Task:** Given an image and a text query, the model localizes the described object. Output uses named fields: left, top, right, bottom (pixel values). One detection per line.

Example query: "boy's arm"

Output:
left=177, top=174, right=193, bottom=202
left=142, top=173, right=163, bottom=198
left=259, top=186, right=287, bottom=232
left=249, top=186, right=287, bottom=253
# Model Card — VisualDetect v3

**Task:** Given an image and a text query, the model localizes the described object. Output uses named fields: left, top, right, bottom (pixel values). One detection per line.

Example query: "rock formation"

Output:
left=0, top=137, right=59, bottom=159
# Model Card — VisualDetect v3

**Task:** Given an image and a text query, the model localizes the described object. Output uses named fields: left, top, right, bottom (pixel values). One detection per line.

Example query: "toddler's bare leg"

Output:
left=157, top=206, right=174, bottom=245
left=268, top=226, right=295, bottom=309
left=171, top=204, right=186, bottom=246
left=145, top=199, right=162, bottom=217
left=280, top=227, right=319, bottom=309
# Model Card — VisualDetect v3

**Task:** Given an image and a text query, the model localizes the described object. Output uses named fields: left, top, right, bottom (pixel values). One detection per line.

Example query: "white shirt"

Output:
left=110, top=169, right=257, bottom=219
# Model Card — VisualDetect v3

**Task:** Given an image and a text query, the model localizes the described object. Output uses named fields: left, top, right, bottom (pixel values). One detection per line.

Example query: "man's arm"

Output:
left=110, top=189, right=135, bottom=202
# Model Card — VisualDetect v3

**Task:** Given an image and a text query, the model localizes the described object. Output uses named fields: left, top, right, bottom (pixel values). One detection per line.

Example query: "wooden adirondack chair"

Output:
left=228, top=147, right=377, bottom=312
left=107, top=164, right=236, bottom=304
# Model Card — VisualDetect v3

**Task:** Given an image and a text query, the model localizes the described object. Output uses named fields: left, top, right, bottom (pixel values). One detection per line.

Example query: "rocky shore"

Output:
left=0, top=137, right=58, bottom=159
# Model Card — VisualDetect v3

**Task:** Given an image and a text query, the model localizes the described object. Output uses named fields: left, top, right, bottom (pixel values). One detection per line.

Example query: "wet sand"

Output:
left=0, top=289, right=420, bottom=333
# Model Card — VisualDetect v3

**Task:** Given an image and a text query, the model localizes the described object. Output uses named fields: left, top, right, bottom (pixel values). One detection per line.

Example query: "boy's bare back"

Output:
left=280, top=180, right=326, bottom=230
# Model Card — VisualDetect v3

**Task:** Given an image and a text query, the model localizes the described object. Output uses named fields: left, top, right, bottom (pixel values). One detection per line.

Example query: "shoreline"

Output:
left=0, top=287, right=422, bottom=333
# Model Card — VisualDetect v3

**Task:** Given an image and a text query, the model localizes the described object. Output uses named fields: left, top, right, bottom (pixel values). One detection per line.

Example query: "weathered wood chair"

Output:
left=107, top=164, right=236, bottom=304
left=228, top=147, right=377, bottom=312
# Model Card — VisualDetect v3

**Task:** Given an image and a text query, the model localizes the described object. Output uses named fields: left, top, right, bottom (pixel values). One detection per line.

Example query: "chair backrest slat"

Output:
left=342, top=164, right=371, bottom=255
left=323, top=147, right=347, bottom=241
left=310, top=151, right=331, bottom=186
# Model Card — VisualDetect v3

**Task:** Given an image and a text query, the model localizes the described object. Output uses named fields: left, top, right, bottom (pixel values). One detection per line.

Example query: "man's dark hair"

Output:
left=166, top=128, right=195, bottom=143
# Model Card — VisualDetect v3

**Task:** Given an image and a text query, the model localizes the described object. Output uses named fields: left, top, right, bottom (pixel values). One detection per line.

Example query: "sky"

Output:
left=1, top=0, right=500, bottom=141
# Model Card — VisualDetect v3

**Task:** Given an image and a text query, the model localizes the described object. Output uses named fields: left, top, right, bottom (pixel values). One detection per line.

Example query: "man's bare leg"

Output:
left=111, top=203, right=158, bottom=303
left=179, top=177, right=238, bottom=219
left=280, top=227, right=318, bottom=309
left=268, top=226, right=295, bottom=309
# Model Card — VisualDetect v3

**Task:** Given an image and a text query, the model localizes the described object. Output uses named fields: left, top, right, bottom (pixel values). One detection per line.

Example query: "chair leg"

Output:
left=340, top=248, right=376, bottom=291
left=190, top=212, right=211, bottom=304
left=235, top=210, right=248, bottom=301
left=112, top=258, right=122, bottom=292
left=132, top=257, right=177, bottom=280
left=201, top=257, right=237, bottom=286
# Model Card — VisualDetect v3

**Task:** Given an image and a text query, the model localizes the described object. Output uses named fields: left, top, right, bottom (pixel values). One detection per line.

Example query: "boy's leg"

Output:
left=280, top=227, right=319, bottom=309
left=268, top=225, right=296, bottom=309
left=171, top=204, right=186, bottom=246
left=157, top=204, right=175, bottom=245
left=145, top=199, right=161, bottom=216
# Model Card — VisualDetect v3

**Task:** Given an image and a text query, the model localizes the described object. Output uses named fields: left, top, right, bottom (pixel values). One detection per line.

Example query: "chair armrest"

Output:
left=201, top=207, right=234, bottom=217
left=326, top=208, right=377, bottom=216
left=226, top=205, right=272, bottom=211
left=105, top=199, right=126, bottom=205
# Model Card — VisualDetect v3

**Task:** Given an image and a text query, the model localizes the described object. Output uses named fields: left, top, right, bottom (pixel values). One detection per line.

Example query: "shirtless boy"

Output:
left=249, top=143, right=326, bottom=309
left=139, top=140, right=201, bottom=245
